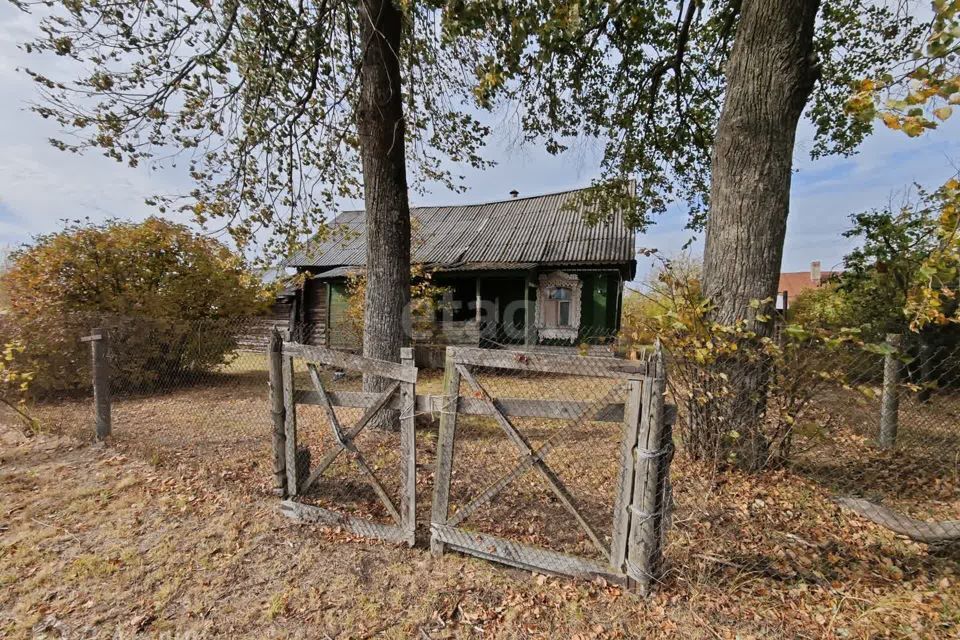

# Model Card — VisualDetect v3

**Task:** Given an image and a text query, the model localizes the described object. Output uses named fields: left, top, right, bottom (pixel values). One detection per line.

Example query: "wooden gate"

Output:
left=271, top=333, right=418, bottom=546
left=429, top=345, right=674, bottom=593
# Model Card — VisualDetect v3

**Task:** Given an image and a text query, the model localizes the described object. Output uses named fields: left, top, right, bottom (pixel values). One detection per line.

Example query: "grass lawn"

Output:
left=3, top=352, right=960, bottom=637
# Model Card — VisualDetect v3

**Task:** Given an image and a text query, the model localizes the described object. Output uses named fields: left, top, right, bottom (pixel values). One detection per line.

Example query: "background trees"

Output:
left=792, top=187, right=960, bottom=352
left=0, top=218, right=266, bottom=394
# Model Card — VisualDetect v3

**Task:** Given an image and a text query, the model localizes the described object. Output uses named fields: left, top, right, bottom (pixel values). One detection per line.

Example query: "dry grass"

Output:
left=5, top=354, right=960, bottom=637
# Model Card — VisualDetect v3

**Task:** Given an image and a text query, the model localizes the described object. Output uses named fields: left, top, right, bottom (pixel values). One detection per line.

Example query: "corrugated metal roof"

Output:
left=310, top=266, right=364, bottom=279
left=287, top=186, right=636, bottom=268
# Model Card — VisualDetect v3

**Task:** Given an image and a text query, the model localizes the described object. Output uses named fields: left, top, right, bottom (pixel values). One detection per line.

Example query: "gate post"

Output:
left=610, top=376, right=643, bottom=574
left=626, top=341, right=671, bottom=595
left=430, top=346, right=460, bottom=556
left=268, top=328, right=288, bottom=496
left=400, top=346, right=417, bottom=546
left=879, top=333, right=901, bottom=449
left=282, top=331, right=299, bottom=495
left=81, top=327, right=111, bottom=440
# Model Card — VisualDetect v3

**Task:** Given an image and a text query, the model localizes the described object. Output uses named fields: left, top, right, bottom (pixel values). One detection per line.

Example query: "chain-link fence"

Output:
left=8, top=315, right=960, bottom=594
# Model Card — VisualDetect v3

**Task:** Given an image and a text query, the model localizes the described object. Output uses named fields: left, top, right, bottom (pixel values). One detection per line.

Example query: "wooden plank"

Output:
left=400, top=347, right=417, bottom=546
left=282, top=351, right=298, bottom=496
left=626, top=345, right=667, bottom=595
left=431, top=524, right=624, bottom=584
left=609, top=378, right=643, bottom=574
left=456, top=364, right=611, bottom=561
left=268, top=329, right=287, bottom=496
left=295, top=391, right=625, bottom=423
left=449, top=346, right=647, bottom=379
left=351, top=450, right=403, bottom=525
left=455, top=396, right=625, bottom=422
left=280, top=500, right=409, bottom=544
left=430, top=348, right=461, bottom=556
left=307, top=363, right=345, bottom=445
left=836, top=498, right=960, bottom=544
left=283, top=342, right=417, bottom=383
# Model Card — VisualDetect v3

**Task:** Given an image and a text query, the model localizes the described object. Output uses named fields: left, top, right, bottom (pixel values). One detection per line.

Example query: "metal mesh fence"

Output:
left=442, top=363, right=633, bottom=562
left=9, top=315, right=960, bottom=588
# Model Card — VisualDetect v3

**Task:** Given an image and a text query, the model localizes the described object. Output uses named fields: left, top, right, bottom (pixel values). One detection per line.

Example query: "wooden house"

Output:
left=284, top=187, right=637, bottom=355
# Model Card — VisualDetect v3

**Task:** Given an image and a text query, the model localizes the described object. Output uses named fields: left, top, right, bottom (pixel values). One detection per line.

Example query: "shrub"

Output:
left=621, top=260, right=871, bottom=471
left=1, top=340, right=35, bottom=429
left=1, top=218, right=267, bottom=395
left=788, top=282, right=858, bottom=330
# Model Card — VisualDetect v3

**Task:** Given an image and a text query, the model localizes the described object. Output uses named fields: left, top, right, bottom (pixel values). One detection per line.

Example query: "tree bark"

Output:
left=357, top=0, right=412, bottom=418
left=699, top=0, right=821, bottom=470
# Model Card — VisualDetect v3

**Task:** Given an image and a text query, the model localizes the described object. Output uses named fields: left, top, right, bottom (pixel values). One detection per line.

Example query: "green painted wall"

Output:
left=575, top=272, right=617, bottom=333
left=328, top=281, right=357, bottom=348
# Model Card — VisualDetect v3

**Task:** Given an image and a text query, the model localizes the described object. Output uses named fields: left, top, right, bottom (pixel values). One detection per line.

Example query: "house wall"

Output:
left=328, top=281, right=360, bottom=349
left=559, top=270, right=623, bottom=336
left=303, top=278, right=328, bottom=346
left=298, top=265, right=627, bottom=357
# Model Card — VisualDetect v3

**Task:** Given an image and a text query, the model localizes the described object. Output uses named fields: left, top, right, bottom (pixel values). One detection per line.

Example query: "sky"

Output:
left=2, top=4, right=959, bottom=282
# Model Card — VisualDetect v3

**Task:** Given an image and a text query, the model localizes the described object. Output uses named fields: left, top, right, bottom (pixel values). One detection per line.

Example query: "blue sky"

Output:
left=2, top=3, right=959, bottom=281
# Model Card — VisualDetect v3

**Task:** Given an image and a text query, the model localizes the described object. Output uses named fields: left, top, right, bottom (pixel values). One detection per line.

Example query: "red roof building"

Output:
left=776, top=261, right=838, bottom=311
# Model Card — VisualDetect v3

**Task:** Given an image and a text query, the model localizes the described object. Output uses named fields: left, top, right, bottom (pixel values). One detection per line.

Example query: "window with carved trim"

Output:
left=544, top=286, right=572, bottom=327
left=536, top=271, right=581, bottom=340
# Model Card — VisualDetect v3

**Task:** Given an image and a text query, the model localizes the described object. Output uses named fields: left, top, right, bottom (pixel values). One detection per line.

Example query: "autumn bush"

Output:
left=619, top=254, right=702, bottom=354
left=622, top=259, right=874, bottom=471
left=0, top=218, right=267, bottom=396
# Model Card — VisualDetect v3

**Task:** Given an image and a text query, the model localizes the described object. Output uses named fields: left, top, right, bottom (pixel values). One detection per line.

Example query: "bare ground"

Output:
left=4, top=357, right=960, bottom=638
left=1, top=434, right=958, bottom=638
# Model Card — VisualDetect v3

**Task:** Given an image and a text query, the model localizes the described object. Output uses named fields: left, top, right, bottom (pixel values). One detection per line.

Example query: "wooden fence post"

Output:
left=81, top=327, right=111, bottom=440
left=400, top=347, right=417, bottom=546
left=879, top=333, right=901, bottom=449
left=610, top=376, right=644, bottom=573
left=626, top=341, right=669, bottom=595
left=430, top=347, right=460, bottom=556
left=282, top=332, right=299, bottom=495
left=268, top=328, right=287, bottom=496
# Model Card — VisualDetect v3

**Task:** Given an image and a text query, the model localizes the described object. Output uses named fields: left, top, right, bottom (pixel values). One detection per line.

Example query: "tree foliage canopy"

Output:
left=14, top=0, right=491, bottom=258
left=441, top=0, right=922, bottom=228
left=845, top=0, right=960, bottom=328
left=790, top=187, right=959, bottom=339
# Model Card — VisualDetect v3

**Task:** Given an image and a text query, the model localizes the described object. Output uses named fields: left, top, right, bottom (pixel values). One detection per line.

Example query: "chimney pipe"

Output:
left=810, top=260, right=822, bottom=286
left=509, top=189, right=519, bottom=198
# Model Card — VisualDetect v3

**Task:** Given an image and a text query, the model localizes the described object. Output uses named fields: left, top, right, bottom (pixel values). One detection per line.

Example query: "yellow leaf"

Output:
left=881, top=112, right=901, bottom=130
left=934, top=106, right=953, bottom=120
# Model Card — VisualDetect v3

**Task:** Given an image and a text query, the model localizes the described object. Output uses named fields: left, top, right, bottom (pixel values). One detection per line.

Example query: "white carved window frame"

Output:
left=535, top=271, right=582, bottom=341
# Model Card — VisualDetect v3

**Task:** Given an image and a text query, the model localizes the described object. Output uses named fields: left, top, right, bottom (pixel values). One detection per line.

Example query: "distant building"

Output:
left=776, top=261, right=838, bottom=312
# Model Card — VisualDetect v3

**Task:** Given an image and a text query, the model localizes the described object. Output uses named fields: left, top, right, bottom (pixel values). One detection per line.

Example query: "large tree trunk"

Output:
left=699, top=0, right=821, bottom=470
left=357, top=0, right=412, bottom=421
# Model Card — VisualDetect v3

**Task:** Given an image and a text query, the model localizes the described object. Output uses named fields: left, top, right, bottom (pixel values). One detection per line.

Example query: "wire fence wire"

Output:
left=10, top=315, right=960, bottom=582
left=440, top=361, right=633, bottom=563
left=665, top=335, right=960, bottom=554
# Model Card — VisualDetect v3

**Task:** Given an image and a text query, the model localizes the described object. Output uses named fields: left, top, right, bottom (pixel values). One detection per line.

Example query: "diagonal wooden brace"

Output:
left=298, top=379, right=401, bottom=495
left=456, top=364, right=611, bottom=560
left=446, top=381, right=627, bottom=529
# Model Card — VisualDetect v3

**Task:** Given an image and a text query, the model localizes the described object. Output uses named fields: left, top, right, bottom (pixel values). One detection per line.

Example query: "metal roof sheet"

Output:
left=287, top=186, right=636, bottom=268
